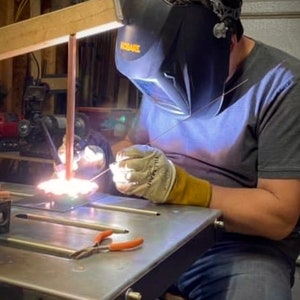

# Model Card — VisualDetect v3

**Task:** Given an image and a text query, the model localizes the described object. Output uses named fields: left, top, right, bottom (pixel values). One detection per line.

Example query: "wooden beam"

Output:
left=0, top=0, right=123, bottom=60
left=29, top=0, right=42, bottom=82
left=0, top=0, right=14, bottom=111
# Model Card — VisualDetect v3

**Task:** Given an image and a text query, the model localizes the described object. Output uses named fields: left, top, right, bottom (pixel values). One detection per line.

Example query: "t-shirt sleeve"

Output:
left=258, top=81, right=300, bottom=179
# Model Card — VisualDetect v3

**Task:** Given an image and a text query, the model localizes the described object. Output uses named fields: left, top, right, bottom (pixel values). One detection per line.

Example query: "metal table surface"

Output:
left=0, top=182, right=221, bottom=300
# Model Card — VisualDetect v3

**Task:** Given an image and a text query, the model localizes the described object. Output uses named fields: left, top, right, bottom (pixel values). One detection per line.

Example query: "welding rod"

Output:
left=89, top=167, right=111, bottom=182
left=0, top=236, right=74, bottom=257
left=10, top=191, right=34, bottom=197
left=89, top=203, right=160, bottom=216
left=15, top=213, right=129, bottom=234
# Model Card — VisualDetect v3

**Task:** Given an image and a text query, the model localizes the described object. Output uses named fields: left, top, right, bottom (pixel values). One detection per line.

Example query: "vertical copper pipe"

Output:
left=65, top=34, right=77, bottom=180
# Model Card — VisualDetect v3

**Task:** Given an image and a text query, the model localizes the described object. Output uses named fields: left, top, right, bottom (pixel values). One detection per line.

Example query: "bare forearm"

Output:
left=210, top=184, right=300, bottom=240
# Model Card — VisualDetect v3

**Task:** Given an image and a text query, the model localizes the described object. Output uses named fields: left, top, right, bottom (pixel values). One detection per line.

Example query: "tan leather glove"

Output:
left=110, top=144, right=212, bottom=207
left=110, top=144, right=176, bottom=202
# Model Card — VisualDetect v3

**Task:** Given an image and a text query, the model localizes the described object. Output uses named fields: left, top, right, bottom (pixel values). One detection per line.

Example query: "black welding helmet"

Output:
left=115, top=0, right=241, bottom=119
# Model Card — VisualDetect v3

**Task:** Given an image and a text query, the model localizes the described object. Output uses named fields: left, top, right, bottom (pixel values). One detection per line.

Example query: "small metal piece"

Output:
left=214, top=219, right=225, bottom=229
left=125, top=288, right=142, bottom=300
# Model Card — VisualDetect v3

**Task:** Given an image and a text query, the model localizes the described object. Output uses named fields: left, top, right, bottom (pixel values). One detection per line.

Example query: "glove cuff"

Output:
left=161, top=160, right=176, bottom=202
left=166, top=165, right=212, bottom=207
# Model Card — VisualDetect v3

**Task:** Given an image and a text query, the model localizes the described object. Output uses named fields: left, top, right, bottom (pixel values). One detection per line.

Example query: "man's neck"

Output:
left=228, top=35, right=255, bottom=80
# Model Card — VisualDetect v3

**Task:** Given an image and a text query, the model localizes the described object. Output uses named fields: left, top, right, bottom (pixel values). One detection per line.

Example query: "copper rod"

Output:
left=65, top=34, right=77, bottom=180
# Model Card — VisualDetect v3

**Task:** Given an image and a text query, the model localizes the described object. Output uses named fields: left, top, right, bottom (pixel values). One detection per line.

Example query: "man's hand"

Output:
left=110, top=144, right=176, bottom=203
left=111, top=144, right=212, bottom=207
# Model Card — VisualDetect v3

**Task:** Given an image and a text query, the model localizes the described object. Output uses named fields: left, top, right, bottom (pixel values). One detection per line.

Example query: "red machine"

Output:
left=0, top=112, right=19, bottom=138
left=0, top=112, right=20, bottom=151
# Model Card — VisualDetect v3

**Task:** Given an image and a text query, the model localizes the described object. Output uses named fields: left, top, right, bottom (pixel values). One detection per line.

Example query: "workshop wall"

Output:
left=0, top=0, right=138, bottom=116
left=242, top=0, right=300, bottom=59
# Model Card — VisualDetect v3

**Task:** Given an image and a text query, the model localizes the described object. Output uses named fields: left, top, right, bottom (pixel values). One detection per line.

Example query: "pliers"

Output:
left=70, top=229, right=144, bottom=260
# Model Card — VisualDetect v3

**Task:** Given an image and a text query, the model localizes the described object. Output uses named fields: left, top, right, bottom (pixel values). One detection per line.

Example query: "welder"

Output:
left=59, top=0, right=300, bottom=299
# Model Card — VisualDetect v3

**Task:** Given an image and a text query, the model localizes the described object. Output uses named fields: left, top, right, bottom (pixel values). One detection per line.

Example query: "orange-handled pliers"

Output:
left=70, top=229, right=144, bottom=260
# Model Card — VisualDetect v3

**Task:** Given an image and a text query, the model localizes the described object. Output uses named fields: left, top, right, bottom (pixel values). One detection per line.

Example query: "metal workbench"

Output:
left=0, top=182, right=221, bottom=300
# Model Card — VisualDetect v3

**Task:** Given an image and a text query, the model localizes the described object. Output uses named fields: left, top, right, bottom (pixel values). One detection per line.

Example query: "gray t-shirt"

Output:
left=128, top=40, right=300, bottom=260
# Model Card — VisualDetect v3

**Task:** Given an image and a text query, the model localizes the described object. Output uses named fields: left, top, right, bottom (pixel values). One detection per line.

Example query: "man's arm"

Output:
left=211, top=178, right=300, bottom=240
left=110, top=145, right=300, bottom=241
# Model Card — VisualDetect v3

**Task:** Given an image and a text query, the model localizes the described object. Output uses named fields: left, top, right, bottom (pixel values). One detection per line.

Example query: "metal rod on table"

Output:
left=65, top=34, right=77, bottom=180
left=15, top=213, right=129, bottom=233
left=0, top=236, right=74, bottom=257
left=10, top=191, right=34, bottom=197
left=89, top=203, right=160, bottom=216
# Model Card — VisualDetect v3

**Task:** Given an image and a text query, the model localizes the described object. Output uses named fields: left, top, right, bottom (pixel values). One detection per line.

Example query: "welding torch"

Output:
left=40, top=118, right=65, bottom=174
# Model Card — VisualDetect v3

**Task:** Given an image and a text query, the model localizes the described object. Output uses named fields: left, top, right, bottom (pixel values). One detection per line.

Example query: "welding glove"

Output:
left=110, top=144, right=212, bottom=207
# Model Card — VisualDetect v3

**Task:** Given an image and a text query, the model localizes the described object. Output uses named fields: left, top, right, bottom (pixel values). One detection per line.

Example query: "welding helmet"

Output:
left=115, top=0, right=241, bottom=119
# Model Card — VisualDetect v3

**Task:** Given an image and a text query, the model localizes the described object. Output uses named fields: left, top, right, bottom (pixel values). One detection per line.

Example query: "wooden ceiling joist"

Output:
left=0, top=0, right=123, bottom=60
